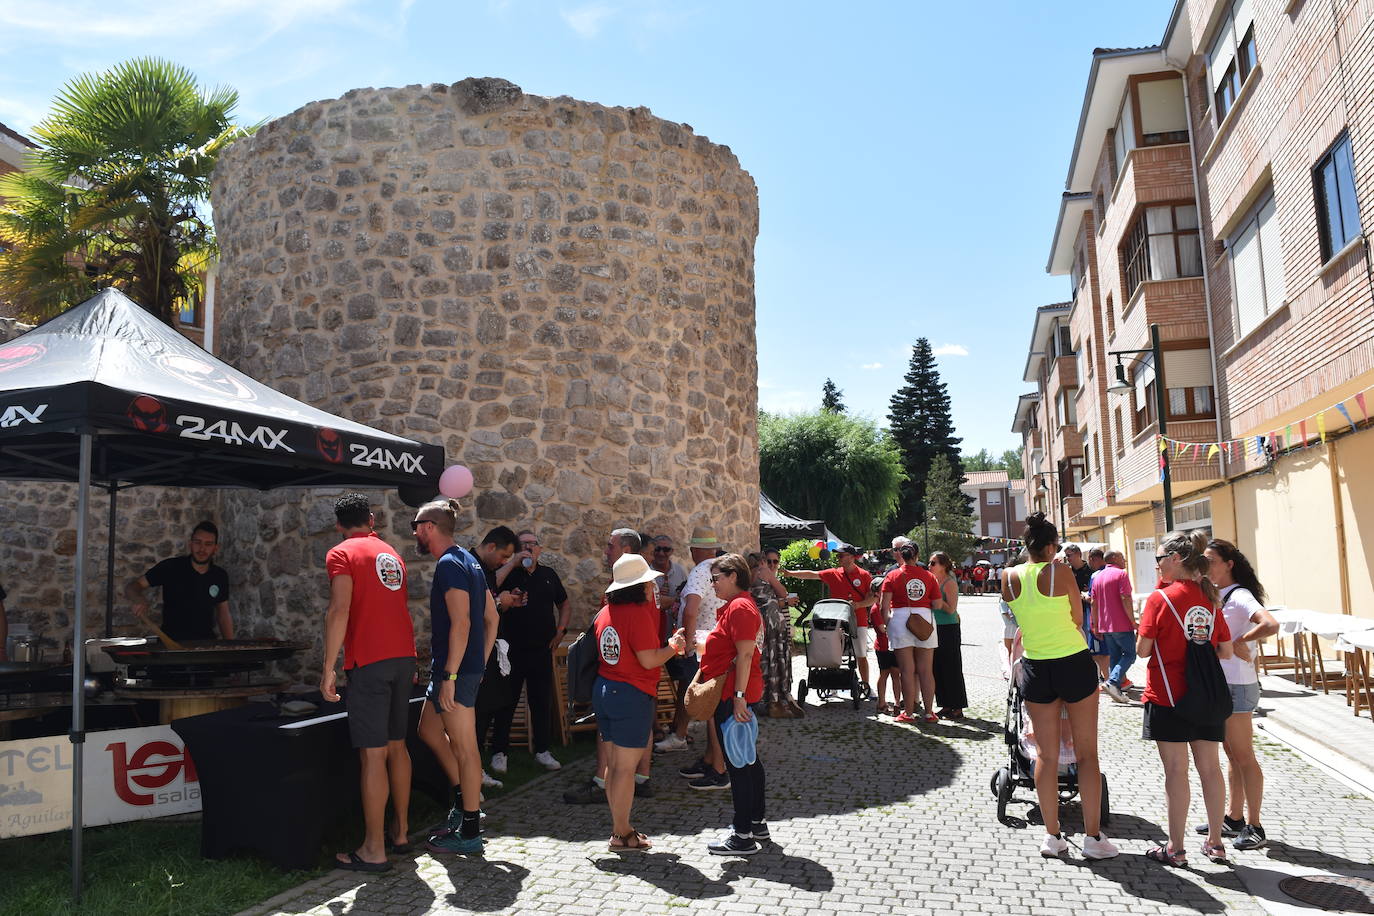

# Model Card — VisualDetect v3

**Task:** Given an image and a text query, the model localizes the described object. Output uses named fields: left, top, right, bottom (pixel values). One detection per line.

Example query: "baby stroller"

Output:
left=990, top=632, right=1110, bottom=826
left=795, top=598, right=863, bottom=709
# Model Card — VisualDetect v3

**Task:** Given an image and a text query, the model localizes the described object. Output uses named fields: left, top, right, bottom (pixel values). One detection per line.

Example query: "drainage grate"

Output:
left=1278, top=875, right=1374, bottom=913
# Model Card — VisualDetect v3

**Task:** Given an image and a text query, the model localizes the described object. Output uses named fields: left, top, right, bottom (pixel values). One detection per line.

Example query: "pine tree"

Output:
left=911, top=453, right=979, bottom=561
left=886, top=338, right=965, bottom=540
left=820, top=378, right=845, bottom=413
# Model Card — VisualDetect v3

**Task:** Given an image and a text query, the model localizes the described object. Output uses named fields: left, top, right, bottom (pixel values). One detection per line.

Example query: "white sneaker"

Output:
left=481, top=771, right=503, bottom=789
left=1082, top=833, right=1120, bottom=860
left=1039, top=833, right=1069, bottom=858
left=1103, top=682, right=1128, bottom=703
left=655, top=734, right=688, bottom=753
left=490, top=753, right=508, bottom=774
left=534, top=751, right=561, bottom=771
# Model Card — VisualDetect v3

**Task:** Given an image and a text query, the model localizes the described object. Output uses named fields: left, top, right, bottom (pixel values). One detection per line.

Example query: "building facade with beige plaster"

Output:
left=1017, top=0, right=1374, bottom=619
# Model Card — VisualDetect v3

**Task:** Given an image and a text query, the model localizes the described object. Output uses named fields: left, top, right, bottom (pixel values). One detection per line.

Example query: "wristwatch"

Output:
left=734, top=691, right=746, bottom=699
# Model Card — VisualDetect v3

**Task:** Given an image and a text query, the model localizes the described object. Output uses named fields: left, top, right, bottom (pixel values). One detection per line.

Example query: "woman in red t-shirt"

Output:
left=697, top=553, right=767, bottom=856
left=1137, top=530, right=1234, bottom=867
left=592, top=554, right=687, bottom=851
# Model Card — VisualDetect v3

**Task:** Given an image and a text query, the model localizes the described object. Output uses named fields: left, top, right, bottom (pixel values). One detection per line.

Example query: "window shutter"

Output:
left=1231, top=217, right=1265, bottom=338
left=1133, top=353, right=1155, bottom=403
left=1164, top=349, right=1213, bottom=388
left=1256, top=196, right=1284, bottom=307
left=1232, top=0, right=1255, bottom=40
left=1208, top=14, right=1236, bottom=96
left=1138, top=77, right=1188, bottom=137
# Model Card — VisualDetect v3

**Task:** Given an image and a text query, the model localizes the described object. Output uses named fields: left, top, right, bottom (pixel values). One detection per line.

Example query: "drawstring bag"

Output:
left=1157, top=592, right=1232, bottom=726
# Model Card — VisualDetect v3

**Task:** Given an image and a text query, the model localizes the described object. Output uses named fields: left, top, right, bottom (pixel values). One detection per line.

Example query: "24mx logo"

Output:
left=350, top=444, right=425, bottom=474
left=0, top=404, right=46, bottom=428
left=177, top=415, right=294, bottom=452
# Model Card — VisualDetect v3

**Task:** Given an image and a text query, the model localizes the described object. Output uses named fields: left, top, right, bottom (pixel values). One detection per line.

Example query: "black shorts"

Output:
left=1143, top=701, right=1225, bottom=743
left=1018, top=650, right=1099, bottom=705
left=345, top=656, right=415, bottom=748
left=875, top=649, right=898, bottom=670
left=665, top=654, right=699, bottom=685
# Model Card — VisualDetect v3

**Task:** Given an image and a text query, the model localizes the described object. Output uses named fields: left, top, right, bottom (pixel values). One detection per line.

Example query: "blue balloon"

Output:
left=827, top=540, right=838, bottom=550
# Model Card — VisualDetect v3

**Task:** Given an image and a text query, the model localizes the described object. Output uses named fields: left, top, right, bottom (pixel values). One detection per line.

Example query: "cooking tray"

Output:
left=0, top=661, right=72, bottom=684
left=101, top=639, right=307, bottom=666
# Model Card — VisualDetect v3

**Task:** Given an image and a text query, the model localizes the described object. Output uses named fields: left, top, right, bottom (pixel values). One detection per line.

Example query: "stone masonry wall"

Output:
left=208, top=78, right=761, bottom=668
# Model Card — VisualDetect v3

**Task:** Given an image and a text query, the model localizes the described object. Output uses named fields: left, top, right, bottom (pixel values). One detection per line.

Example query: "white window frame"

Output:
left=1227, top=191, right=1283, bottom=341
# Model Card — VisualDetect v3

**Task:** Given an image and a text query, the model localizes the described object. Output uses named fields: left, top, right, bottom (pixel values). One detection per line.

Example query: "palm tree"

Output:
left=0, top=58, right=254, bottom=324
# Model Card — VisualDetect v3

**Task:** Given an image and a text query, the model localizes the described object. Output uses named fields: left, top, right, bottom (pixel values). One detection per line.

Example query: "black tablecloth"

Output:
left=171, top=690, right=448, bottom=869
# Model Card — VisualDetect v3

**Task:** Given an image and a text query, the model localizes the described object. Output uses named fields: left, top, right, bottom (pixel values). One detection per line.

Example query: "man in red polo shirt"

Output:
left=782, top=545, right=876, bottom=697
left=320, top=493, right=417, bottom=873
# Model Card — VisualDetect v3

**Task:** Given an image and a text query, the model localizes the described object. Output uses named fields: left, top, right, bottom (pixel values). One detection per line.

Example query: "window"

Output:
left=1167, top=386, right=1215, bottom=419
left=1114, top=408, right=1125, bottom=456
left=1061, top=458, right=1084, bottom=497
left=1122, top=203, right=1202, bottom=298
left=986, top=490, right=1002, bottom=506
left=177, top=291, right=204, bottom=329
left=1208, top=0, right=1258, bottom=125
left=988, top=522, right=1005, bottom=538
left=1105, top=292, right=1115, bottom=336
left=1075, top=339, right=1085, bottom=384
left=1134, top=75, right=1189, bottom=147
left=1094, top=191, right=1106, bottom=233
left=1132, top=355, right=1156, bottom=432
left=1056, top=388, right=1078, bottom=427
left=1314, top=132, right=1362, bottom=261
left=1229, top=193, right=1284, bottom=338
left=1082, top=434, right=1093, bottom=479
left=1175, top=498, right=1213, bottom=530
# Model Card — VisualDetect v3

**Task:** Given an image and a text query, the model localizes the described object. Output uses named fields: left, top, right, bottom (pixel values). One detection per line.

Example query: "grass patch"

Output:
left=0, top=737, right=596, bottom=916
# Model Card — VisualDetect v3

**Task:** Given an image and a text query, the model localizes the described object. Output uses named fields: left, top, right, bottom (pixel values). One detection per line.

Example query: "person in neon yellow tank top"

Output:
left=1002, top=512, right=1117, bottom=862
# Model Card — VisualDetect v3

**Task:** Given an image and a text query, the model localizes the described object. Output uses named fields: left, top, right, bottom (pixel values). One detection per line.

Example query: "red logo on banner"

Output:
left=0, top=342, right=45, bottom=373
left=316, top=427, right=344, bottom=463
left=106, top=740, right=199, bottom=807
left=126, top=395, right=169, bottom=433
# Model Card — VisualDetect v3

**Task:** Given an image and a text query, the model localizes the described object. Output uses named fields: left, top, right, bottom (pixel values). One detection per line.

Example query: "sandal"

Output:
left=1201, top=841, right=1228, bottom=863
left=1145, top=844, right=1187, bottom=867
left=608, top=831, right=652, bottom=852
left=335, top=850, right=392, bottom=873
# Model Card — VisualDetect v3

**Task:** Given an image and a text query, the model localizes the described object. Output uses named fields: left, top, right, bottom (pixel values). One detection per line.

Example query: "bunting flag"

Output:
left=1300, top=419, right=1309, bottom=446
left=1358, top=392, right=1369, bottom=423
left=1207, top=443, right=1219, bottom=461
left=1318, top=412, right=1327, bottom=443
left=1255, top=436, right=1264, bottom=456
left=1176, top=439, right=1188, bottom=458
left=1158, top=438, right=1168, bottom=454
left=1336, top=403, right=1355, bottom=429
left=1285, top=424, right=1293, bottom=448
left=1159, top=452, right=1167, bottom=483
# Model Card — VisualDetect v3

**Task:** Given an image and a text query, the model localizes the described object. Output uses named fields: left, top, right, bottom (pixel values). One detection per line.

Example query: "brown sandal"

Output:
left=608, top=831, right=652, bottom=852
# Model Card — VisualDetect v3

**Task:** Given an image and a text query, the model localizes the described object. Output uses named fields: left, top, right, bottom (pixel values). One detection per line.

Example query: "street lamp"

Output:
left=1107, top=322, right=1173, bottom=530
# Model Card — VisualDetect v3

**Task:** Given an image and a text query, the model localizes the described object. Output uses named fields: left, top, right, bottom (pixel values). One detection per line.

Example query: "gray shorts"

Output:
left=346, top=656, right=415, bottom=748
left=1229, top=681, right=1260, bottom=714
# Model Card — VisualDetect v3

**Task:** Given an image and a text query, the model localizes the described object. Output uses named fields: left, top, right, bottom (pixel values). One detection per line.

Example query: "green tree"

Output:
left=885, top=338, right=965, bottom=540
left=1000, top=446, right=1025, bottom=479
left=910, top=453, right=979, bottom=562
left=820, top=378, right=845, bottom=413
left=758, top=410, right=905, bottom=545
left=962, top=448, right=996, bottom=471
left=0, top=58, right=254, bottom=323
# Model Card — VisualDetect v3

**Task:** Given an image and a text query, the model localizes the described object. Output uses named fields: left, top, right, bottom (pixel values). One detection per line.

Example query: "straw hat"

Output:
left=606, top=553, right=664, bottom=592
left=689, top=526, right=719, bottom=547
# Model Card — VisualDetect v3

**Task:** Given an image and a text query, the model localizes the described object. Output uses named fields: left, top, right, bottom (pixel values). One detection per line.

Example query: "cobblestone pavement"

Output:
left=243, top=598, right=1374, bottom=915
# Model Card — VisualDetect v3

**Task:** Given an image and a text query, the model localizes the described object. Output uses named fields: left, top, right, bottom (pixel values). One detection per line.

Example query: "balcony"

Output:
left=1113, top=417, right=1223, bottom=505
left=1118, top=277, right=1209, bottom=348
left=1047, top=356, right=1078, bottom=397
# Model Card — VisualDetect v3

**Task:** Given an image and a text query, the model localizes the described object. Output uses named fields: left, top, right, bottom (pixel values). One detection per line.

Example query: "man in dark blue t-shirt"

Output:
left=412, top=499, right=498, bottom=855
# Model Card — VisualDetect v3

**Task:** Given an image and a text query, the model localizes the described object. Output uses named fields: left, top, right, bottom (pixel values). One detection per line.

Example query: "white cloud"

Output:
left=561, top=2, right=616, bottom=38
left=933, top=343, right=969, bottom=357
left=758, top=388, right=811, bottom=414
left=860, top=362, right=882, bottom=370
left=0, top=0, right=354, bottom=43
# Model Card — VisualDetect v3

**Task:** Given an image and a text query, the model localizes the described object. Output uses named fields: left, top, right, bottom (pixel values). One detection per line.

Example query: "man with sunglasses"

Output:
left=486, top=529, right=569, bottom=774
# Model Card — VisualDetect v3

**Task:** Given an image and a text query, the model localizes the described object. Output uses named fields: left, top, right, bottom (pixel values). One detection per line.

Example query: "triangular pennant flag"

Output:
left=1207, top=443, right=1219, bottom=461
left=1357, top=392, right=1369, bottom=423
left=1176, top=439, right=1188, bottom=457
left=1194, top=443, right=1204, bottom=460
left=1285, top=425, right=1293, bottom=449
left=1317, top=412, right=1327, bottom=442
left=1300, top=420, right=1308, bottom=446
left=1158, top=437, right=1168, bottom=454
left=1255, top=436, right=1264, bottom=456
left=1336, top=403, right=1355, bottom=429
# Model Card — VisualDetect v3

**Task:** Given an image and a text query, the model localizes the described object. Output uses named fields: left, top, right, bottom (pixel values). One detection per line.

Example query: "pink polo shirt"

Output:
left=1090, top=565, right=1135, bottom=633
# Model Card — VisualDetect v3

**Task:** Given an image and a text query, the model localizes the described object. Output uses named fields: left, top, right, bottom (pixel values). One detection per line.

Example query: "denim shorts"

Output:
left=592, top=676, right=655, bottom=748
left=1228, top=680, right=1260, bottom=714
left=665, top=653, right=699, bottom=685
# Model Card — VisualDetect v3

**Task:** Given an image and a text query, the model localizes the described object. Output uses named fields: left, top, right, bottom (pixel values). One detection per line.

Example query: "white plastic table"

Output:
left=1334, top=627, right=1374, bottom=717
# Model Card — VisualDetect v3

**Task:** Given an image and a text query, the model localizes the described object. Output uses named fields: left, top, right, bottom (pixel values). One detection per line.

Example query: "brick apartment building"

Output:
left=959, top=470, right=1027, bottom=563
left=1017, top=0, right=1374, bottom=616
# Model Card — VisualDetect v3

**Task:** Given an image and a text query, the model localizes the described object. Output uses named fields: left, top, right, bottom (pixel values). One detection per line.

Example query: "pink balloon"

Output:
left=438, top=465, right=474, bottom=499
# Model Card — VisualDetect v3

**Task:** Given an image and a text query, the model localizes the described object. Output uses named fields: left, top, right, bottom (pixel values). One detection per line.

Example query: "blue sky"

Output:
left=0, top=0, right=1169, bottom=454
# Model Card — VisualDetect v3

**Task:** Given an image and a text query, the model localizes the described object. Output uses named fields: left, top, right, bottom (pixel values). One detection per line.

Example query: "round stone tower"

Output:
left=209, top=77, right=760, bottom=633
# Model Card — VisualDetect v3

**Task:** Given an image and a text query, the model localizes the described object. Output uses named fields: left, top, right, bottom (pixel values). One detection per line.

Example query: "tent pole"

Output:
left=70, top=433, right=91, bottom=901
left=105, top=484, right=117, bottom=637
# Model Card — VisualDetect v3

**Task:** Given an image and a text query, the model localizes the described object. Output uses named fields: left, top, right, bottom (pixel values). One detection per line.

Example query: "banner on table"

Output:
left=0, top=725, right=200, bottom=839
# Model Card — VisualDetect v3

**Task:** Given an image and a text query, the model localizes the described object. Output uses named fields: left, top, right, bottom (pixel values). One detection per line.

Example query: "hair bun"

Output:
left=1025, top=512, right=1050, bottom=529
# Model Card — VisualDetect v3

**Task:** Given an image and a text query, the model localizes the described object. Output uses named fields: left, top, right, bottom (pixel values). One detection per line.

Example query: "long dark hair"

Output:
left=607, top=583, right=648, bottom=605
left=1206, top=538, right=1267, bottom=605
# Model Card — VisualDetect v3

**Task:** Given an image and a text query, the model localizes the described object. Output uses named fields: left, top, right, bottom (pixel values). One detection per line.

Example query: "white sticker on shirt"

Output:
left=375, top=552, right=404, bottom=591
left=905, top=578, right=926, bottom=602
left=852, top=577, right=863, bottom=590
left=1184, top=606, right=1215, bottom=643
left=209, top=584, right=220, bottom=598
left=599, top=626, right=622, bottom=664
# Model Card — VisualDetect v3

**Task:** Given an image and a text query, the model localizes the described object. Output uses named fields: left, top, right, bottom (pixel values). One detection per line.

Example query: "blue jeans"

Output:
left=1103, top=632, right=1136, bottom=687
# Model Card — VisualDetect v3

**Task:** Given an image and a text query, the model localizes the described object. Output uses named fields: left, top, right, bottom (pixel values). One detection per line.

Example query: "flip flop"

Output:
left=386, top=838, right=414, bottom=854
left=608, top=831, right=652, bottom=852
left=335, top=851, right=392, bottom=873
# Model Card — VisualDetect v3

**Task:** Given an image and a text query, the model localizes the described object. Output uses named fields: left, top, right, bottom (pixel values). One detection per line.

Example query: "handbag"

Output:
left=1157, top=592, right=1232, bottom=726
left=684, top=668, right=727, bottom=721
left=904, top=608, right=934, bottom=641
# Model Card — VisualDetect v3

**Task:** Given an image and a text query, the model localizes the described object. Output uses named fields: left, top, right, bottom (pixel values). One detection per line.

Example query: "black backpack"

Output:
left=565, top=625, right=600, bottom=705
left=1158, top=593, right=1233, bottom=726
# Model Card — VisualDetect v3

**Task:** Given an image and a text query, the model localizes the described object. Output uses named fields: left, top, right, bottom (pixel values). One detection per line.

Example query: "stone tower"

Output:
left=209, top=78, right=761, bottom=635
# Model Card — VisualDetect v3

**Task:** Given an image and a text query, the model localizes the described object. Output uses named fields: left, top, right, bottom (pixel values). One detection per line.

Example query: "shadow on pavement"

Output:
left=437, top=857, right=529, bottom=912
left=718, top=845, right=836, bottom=893
left=1262, top=839, right=1374, bottom=872
left=323, top=858, right=437, bottom=915
left=1059, top=853, right=1228, bottom=913
left=590, top=851, right=733, bottom=899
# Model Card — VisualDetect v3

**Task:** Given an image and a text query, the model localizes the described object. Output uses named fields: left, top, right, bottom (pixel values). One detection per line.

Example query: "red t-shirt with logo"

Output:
left=871, top=604, right=890, bottom=651
left=594, top=599, right=662, bottom=697
left=881, top=563, right=939, bottom=610
left=1139, top=579, right=1231, bottom=707
left=326, top=532, right=415, bottom=669
left=972, top=566, right=987, bottom=582
left=818, top=566, right=874, bottom=627
left=699, top=594, right=764, bottom=703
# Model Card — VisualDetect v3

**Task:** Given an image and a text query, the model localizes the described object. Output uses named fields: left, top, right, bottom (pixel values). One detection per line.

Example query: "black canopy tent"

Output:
left=759, top=490, right=825, bottom=545
left=0, top=289, right=445, bottom=898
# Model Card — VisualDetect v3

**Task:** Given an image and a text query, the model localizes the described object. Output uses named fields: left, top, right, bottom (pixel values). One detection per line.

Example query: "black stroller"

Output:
left=795, top=598, right=863, bottom=709
left=991, top=633, right=1110, bottom=825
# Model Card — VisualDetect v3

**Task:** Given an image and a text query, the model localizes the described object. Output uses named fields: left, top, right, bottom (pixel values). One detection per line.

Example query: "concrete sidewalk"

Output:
left=1253, top=669, right=1374, bottom=798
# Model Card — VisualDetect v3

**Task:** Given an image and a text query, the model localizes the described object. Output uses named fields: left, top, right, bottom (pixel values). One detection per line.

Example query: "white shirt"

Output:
left=681, top=558, right=723, bottom=632
left=1219, top=584, right=1263, bottom=685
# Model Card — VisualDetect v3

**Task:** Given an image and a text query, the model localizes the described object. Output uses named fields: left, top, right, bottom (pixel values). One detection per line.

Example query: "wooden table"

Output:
left=1334, top=628, right=1374, bottom=717
left=1292, top=612, right=1371, bottom=695
left=114, top=681, right=288, bottom=724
